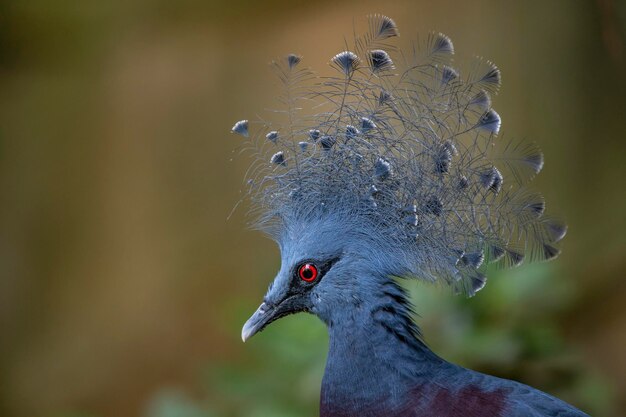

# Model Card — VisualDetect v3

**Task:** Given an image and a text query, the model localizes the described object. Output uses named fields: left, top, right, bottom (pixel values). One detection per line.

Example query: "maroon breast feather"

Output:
left=321, top=384, right=510, bottom=417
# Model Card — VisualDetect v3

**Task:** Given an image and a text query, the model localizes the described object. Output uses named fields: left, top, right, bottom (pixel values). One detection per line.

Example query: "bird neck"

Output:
left=320, top=279, right=456, bottom=415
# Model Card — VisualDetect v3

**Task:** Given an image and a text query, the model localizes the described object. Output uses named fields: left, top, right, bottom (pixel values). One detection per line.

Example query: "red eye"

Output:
left=298, top=263, right=318, bottom=282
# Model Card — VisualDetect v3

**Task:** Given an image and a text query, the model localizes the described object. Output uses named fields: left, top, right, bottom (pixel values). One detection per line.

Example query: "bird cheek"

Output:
left=310, top=288, right=336, bottom=321
left=307, top=289, right=322, bottom=313
left=309, top=291, right=323, bottom=312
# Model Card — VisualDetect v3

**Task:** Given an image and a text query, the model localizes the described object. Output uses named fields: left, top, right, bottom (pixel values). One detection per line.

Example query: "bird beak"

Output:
left=241, top=301, right=275, bottom=342
left=241, top=293, right=303, bottom=342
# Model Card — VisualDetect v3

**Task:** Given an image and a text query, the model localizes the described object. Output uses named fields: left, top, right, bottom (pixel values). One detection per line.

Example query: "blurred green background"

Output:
left=0, top=0, right=625, bottom=416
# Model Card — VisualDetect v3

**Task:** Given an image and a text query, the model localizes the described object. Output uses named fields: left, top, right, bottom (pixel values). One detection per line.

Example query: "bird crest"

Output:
left=231, top=14, right=566, bottom=296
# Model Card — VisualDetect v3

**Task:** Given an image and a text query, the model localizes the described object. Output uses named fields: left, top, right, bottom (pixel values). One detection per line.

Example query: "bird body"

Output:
left=233, top=14, right=587, bottom=416
left=319, top=280, right=585, bottom=417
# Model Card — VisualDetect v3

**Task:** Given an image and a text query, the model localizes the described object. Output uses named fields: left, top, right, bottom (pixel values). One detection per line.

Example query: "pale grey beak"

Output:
left=242, top=286, right=305, bottom=342
left=241, top=302, right=274, bottom=342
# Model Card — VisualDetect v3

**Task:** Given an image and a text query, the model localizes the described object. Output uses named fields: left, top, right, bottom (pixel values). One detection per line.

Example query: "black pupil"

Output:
left=302, top=266, right=313, bottom=279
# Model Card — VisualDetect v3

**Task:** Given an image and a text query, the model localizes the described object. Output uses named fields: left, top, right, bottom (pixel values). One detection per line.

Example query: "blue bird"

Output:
left=232, top=14, right=587, bottom=417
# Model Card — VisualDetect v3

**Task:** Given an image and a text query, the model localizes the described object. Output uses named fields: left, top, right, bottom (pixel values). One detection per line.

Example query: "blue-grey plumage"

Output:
left=230, top=119, right=248, bottom=137
left=234, top=14, right=584, bottom=417
left=265, top=130, right=279, bottom=143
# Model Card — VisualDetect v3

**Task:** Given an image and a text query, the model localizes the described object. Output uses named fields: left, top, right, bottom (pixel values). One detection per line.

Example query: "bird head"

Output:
left=235, top=14, right=566, bottom=342
left=242, top=213, right=403, bottom=342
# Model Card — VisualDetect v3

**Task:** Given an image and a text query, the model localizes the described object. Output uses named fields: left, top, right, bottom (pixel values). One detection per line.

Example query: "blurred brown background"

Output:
left=0, top=1, right=625, bottom=416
